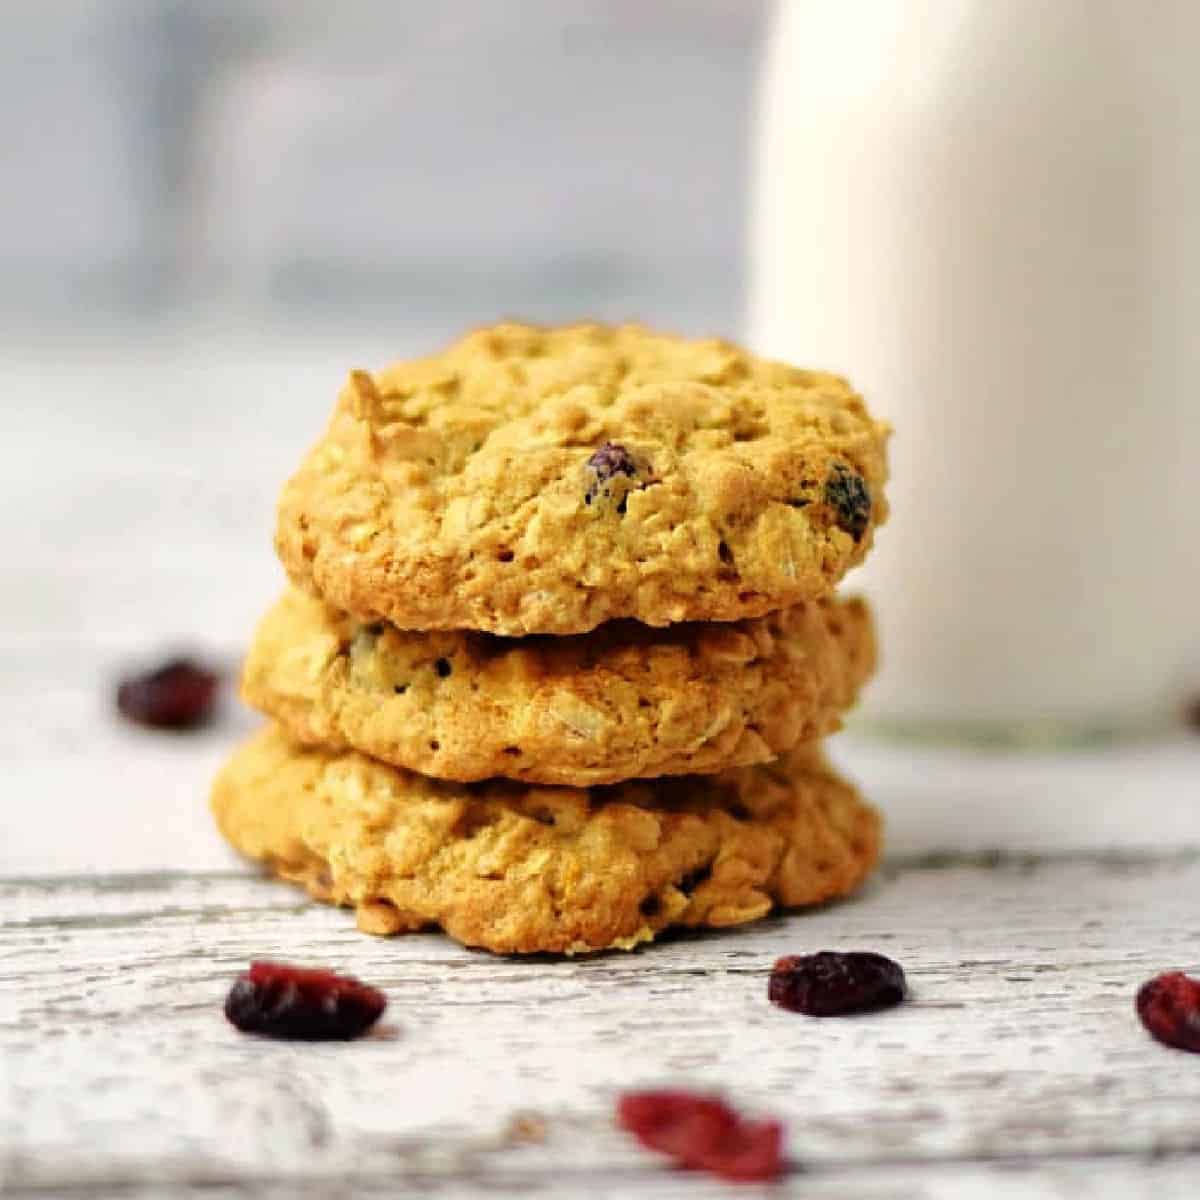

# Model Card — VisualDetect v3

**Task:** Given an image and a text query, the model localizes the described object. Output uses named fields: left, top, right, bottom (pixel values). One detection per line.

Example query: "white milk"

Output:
left=750, top=0, right=1200, bottom=738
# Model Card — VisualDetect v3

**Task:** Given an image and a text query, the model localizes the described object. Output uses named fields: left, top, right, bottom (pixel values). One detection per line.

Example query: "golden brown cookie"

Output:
left=241, top=587, right=876, bottom=786
left=276, top=323, right=889, bottom=635
left=211, top=725, right=882, bottom=955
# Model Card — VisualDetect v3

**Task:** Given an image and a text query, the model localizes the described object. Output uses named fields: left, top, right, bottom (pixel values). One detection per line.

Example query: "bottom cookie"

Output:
left=211, top=725, right=882, bottom=955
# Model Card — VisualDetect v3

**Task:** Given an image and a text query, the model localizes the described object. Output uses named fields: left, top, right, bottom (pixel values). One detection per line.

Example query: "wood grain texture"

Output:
left=4, top=856, right=1200, bottom=1196
left=14, top=1159, right=1200, bottom=1199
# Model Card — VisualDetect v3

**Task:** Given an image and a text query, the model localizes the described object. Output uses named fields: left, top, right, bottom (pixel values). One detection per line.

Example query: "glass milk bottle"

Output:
left=749, top=0, right=1200, bottom=743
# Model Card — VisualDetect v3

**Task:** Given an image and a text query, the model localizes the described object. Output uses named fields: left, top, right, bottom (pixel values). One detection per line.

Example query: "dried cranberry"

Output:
left=824, top=464, right=872, bottom=541
left=769, top=951, right=906, bottom=1016
left=617, top=1090, right=783, bottom=1183
left=586, top=441, right=639, bottom=483
left=1136, top=971, right=1200, bottom=1053
left=116, top=656, right=220, bottom=729
left=224, top=961, right=386, bottom=1040
left=584, top=441, right=644, bottom=510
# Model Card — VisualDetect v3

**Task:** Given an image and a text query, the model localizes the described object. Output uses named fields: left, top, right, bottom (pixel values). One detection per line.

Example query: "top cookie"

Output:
left=276, top=323, right=889, bottom=635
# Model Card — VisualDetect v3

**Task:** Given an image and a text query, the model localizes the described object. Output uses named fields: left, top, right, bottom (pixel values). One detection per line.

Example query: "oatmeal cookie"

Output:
left=241, top=587, right=875, bottom=786
left=211, top=725, right=881, bottom=955
left=275, top=323, right=889, bottom=635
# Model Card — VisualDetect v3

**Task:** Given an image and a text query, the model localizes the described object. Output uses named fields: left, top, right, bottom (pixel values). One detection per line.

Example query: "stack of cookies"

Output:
left=212, top=323, right=890, bottom=954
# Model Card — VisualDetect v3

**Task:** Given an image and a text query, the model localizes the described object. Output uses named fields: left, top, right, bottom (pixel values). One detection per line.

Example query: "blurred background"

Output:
left=1, top=2, right=762, bottom=333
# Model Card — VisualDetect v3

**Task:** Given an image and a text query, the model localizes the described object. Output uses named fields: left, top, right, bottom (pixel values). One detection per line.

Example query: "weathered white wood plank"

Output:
left=3, top=857, right=1200, bottom=1194
left=16, top=1156, right=1200, bottom=1200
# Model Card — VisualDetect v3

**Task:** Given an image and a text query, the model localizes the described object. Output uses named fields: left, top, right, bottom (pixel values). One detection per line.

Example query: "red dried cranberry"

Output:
left=116, top=656, right=220, bottom=729
left=769, top=951, right=906, bottom=1016
left=617, top=1090, right=783, bottom=1183
left=224, top=961, right=386, bottom=1040
left=1136, top=971, right=1200, bottom=1053
left=824, top=464, right=872, bottom=541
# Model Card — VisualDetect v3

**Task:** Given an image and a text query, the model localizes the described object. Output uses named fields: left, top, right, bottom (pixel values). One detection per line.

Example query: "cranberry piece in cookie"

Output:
left=584, top=441, right=648, bottom=512
left=824, top=464, right=872, bottom=542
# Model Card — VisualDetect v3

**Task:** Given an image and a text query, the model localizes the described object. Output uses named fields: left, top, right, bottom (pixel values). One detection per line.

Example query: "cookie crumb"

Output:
left=504, top=1111, right=548, bottom=1145
left=356, top=899, right=409, bottom=936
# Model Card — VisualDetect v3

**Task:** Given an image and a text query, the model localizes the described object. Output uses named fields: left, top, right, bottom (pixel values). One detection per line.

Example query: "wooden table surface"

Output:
left=3, top=333, right=1199, bottom=1198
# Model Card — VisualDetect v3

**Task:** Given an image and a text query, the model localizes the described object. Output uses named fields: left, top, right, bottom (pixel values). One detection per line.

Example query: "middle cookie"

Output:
left=242, top=587, right=875, bottom=786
